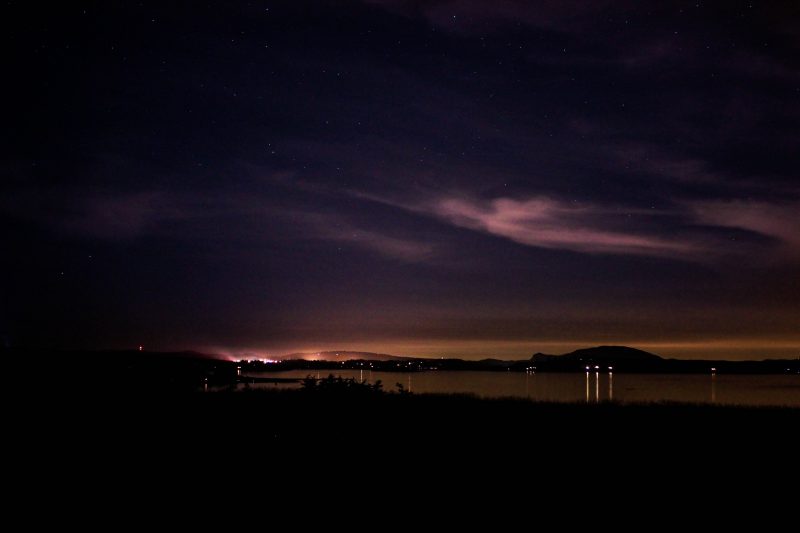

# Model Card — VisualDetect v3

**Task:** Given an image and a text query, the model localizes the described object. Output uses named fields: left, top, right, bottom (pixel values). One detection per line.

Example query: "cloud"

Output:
left=1, top=187, right=263, bottom=242
left=61, top=192, right=179, bottom=239
left=303, top=214, right=436, bottom=262
left=609, top=144, right=720, bottom=185
left=70, top=191, right=439, bottom=262
left=359, top=191, right=800, bottom=261
left=431, top=196, right=696, bottom=257
left=427, top=195, right=800, bottom=261
left=0, top=189, right=186, bottom=241
left=689, top=199, right=800, bottom=256
left=323, top=227, right=435, bottom=262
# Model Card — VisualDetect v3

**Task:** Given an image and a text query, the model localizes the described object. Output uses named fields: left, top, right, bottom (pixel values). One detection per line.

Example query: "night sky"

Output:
left=3, top=1, right=799, bottom=359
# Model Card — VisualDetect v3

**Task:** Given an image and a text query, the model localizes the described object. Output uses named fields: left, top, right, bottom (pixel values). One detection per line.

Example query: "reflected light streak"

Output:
left=585, top=371, right=590, bottom=403
left=595, top=371, right=599, bottom=402
left=711, top=374, right=717, bottom=403
left=609, top=372, right=613, bottom=401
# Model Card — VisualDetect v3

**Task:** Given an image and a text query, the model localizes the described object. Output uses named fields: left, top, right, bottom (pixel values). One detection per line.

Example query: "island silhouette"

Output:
left=531, top=345, right=662, bottom=363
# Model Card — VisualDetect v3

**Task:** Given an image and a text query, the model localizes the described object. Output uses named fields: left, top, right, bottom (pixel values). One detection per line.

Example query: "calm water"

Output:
left=243, top=370, right=800, bottom=407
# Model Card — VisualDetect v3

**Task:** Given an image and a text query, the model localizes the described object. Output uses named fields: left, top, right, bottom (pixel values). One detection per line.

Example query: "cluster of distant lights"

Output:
left=586, top=366, right=613, bottom=371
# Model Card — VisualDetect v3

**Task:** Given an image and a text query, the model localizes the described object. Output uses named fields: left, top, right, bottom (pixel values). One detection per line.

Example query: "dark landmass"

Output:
left=14, top=376, right=795, bottom=503
left=13, top=350, right=799, bottom=479
left=242, top=355, right=519, bottom=374
left=11, top=349, right=238, bottom=393
left=528, top=345, right=799, bottom=374
left=245, top=344, right=798, bottom=375
left=32, top=378, right=799, bottom=456
left=187, top=385, right=800, bottom=448
left=532, top=345, right=662, bottom=363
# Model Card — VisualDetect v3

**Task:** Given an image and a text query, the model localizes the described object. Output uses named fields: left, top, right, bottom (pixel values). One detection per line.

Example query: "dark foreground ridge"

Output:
left=30, top=376, right=800, bottom=455
left=21, top=385, right=799, bottom=501
left=13, top=352, right=799, bottom=481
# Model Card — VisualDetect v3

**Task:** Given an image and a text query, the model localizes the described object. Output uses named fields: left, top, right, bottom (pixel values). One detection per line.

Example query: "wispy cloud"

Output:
left=609, top=143, right=721, bottom=185
left=359, top=190, right=800, bottom=261
left=432, top=196, right=696, bottom=257
left=317, top=224, right=436, bottom=262
left=0, top=189, right=190, bottom=240
left=690, top=199, right=800, bottom=257
left=72, top=192, right=439, bottom=263
left=62, top=192, right=183, bottom=239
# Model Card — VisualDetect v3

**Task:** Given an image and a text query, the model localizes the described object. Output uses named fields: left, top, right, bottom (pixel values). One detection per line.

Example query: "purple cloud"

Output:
left=690, top=199, right=800, bottom=257
left=357, top=189, right=800, bottom=262
left=319, top=225, right=436, bottom=262
left=609, top=143, right=721, bottom=185
left=432, top=196, right=697, bottom=257
left=63, top=192, right=173, bottom=239
left=0, top=189, right=182, bottom=240
left=412, top=194, right=800, bottom=260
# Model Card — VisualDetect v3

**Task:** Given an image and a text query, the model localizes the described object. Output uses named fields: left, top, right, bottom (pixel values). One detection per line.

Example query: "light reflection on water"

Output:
left=243, top=370, right=800, bottom=407
left=711, top=374, right=716, bottom=403
left=595, top=372, right=600, bottom=402
left=609, top=372, right=613, bottom=401
left=584, top=371, right=611, bottom=403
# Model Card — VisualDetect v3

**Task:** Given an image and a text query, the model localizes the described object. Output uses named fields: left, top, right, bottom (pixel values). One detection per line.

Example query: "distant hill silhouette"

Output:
left=531, top=345, right=662, bottom=364
left=277, top=350, right=408, bottom=362
left=9, top=346, right=796, bottom=386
